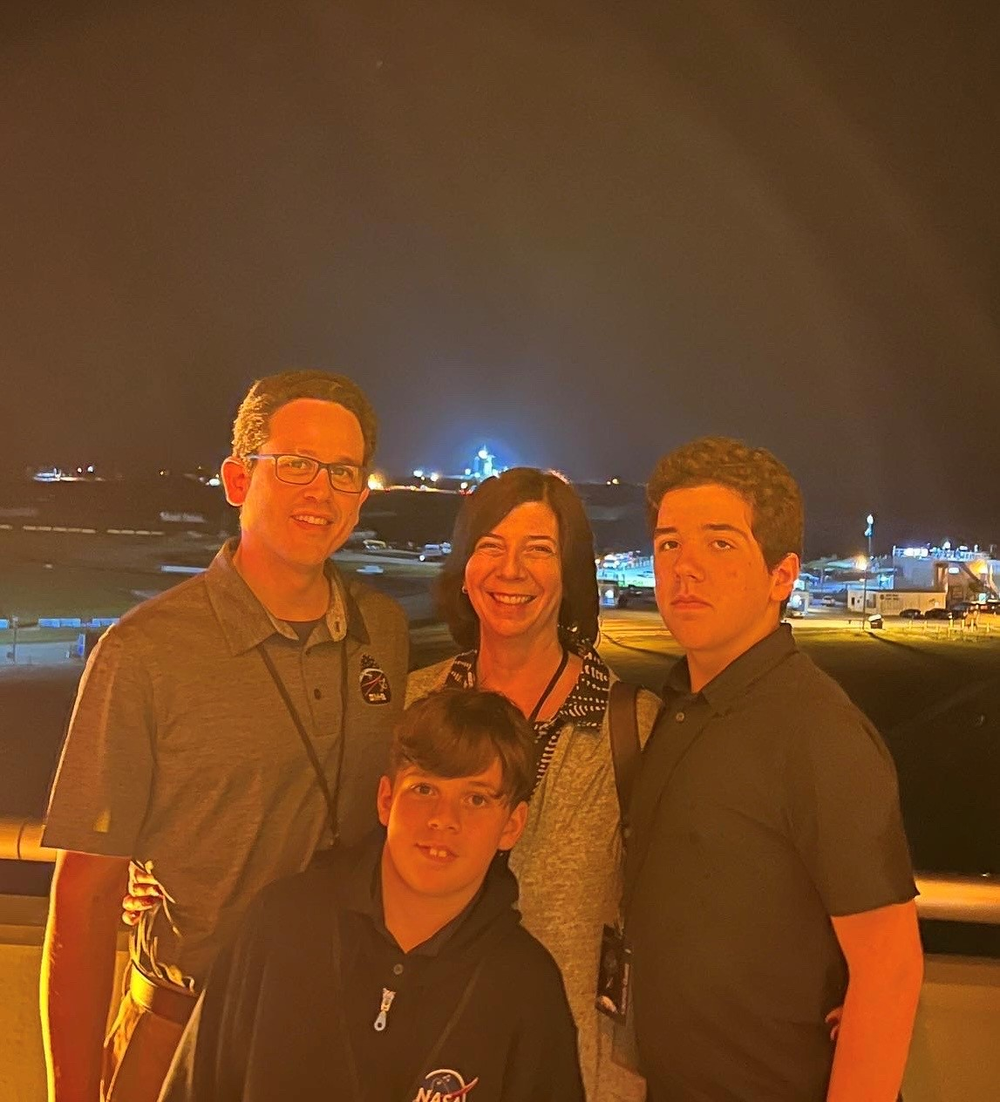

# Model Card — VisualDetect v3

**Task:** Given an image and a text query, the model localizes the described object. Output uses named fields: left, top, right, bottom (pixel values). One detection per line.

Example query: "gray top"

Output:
left=407, top=654, right=661, bottom=1102
left=625, top=624, right=917, bottom=1101
left=43, top=540, right=408, bottom=990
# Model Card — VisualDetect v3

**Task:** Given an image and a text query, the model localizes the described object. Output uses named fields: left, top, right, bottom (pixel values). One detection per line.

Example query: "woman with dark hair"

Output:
left=407, top=468, right=661, bottom=1102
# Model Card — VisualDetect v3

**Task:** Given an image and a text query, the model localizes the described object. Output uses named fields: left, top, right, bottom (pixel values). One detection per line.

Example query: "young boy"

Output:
left=158, top=689, right=585, bottom=1102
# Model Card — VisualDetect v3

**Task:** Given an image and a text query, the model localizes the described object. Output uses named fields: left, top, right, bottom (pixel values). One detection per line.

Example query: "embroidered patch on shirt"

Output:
left=411, top=1069, right=479, bottom=1101
left=359, top=654, right=392, bottom=705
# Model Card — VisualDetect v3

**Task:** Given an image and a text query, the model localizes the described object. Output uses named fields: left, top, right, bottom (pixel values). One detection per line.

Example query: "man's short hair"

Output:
left=437, top=468, right=599, bottom=653
left=646, top=436, right=803, bottom=568
left=389, top=689, right=536, bottom=808
left=231, top=370, right=378, bottom=466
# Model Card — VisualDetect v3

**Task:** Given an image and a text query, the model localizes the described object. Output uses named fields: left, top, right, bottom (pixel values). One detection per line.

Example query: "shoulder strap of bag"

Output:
left=257, top=642, right=342, bottom=846
left=608, top=680, right=641, bottom=844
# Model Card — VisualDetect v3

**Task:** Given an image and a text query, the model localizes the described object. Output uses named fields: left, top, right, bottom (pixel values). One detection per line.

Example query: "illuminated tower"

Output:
left=472, top=445, right=495, bottom=481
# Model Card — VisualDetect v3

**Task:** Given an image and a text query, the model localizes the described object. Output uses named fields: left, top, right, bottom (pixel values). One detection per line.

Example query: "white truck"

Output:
left=596, top=553, right=656, bottom=608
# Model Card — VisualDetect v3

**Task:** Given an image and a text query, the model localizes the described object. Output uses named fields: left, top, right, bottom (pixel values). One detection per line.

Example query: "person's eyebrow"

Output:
left=652, top=523, right=749, bottom=537
left=283, top=448, right=361, bottom=463
left=465, top=780, right=504, bottom=796
left=702, top=523, right=748, bottom=536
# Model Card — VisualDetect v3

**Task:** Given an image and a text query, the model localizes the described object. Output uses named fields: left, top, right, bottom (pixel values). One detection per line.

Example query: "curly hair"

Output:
left=231, top=370, right=378, bottom=466
left=646, top=436, right=803, bottom=568
left=437, top=468, right=599, bottom=653
left=389, top=688, right=536, bottom=807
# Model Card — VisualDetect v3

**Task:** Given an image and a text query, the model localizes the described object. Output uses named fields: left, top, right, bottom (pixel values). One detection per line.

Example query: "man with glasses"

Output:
left=40, top=372, right=409, bottom=1102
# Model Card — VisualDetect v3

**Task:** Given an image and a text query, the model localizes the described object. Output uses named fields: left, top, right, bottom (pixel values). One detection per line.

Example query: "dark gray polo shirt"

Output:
left=624, top=624, right=916, bottom=1102
left=43, top=540, right=408, bottom=990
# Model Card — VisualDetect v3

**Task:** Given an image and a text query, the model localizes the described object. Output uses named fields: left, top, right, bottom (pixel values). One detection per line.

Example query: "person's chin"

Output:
left=664, top=618, right=715, bottom=648
left=481, top=613, right=539, bottom=638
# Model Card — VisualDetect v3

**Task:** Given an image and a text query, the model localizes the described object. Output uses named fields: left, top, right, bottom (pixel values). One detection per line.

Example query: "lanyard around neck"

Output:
left=526, top=647, right=570, bottom=725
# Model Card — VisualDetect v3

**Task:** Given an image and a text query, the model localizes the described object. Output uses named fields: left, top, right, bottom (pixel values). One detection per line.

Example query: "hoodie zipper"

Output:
left=373, top=986, right=396, bottom=1031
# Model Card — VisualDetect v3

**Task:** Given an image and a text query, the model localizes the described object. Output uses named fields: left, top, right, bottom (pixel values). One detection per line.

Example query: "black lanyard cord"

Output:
left=257, top=639, right=348, bottom=848
left=526, top=647, right=570, bottom=724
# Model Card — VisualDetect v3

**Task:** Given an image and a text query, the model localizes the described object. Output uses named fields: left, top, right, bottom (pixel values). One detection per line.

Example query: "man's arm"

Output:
left=41, top=850, right=131, bottom=1102
left=826, top=899, right=923, bottom=1102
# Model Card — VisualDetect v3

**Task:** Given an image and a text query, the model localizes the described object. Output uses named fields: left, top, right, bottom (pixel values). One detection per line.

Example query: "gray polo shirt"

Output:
left=43, top=540, right=408, bottom=990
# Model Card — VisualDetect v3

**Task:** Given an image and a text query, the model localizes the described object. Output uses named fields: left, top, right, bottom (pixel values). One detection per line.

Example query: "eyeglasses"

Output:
left=246, top=454, right=367, bottom=494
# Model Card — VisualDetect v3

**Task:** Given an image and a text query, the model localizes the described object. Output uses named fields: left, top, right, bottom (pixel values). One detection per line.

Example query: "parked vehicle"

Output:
left=899, top=608, right=923, bottom=619
left=925, top=607, right=961, bottom=621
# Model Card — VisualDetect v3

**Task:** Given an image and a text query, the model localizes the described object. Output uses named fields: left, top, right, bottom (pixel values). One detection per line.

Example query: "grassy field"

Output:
left=0, top=561, right=181, bottom=621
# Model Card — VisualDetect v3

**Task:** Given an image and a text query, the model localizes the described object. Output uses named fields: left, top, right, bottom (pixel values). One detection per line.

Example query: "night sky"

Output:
left=2, top=1, right=997, bottom=556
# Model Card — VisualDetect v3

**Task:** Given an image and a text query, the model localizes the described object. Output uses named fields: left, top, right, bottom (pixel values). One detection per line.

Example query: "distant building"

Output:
left=471, top=445, right=497, bottom=481
left=889, top=544, right=999, bottom=604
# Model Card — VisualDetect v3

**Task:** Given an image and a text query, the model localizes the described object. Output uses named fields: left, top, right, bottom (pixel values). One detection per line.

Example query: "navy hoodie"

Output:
left=160, top=829, right=585, bottom=1102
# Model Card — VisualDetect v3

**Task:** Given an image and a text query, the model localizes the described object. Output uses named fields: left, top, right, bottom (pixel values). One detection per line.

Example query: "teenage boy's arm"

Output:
left=41, top=850, right=131, bottom=1102
left=826, top=899, right=923, bottom=1102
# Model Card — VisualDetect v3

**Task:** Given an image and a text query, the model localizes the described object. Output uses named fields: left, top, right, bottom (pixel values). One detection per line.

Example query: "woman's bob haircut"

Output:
left=437, top=467, right=599, bottom=652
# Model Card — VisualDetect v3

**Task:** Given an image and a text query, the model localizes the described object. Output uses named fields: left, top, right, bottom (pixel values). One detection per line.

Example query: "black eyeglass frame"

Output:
left=245, top=453, right=368, bottom=494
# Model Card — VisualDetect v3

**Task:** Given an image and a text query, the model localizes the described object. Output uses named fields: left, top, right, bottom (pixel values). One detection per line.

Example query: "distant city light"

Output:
left=412, top=468, right=424, bottom=479
left=367, top=470, right=387, bottom=491
left=429, top=472, right=440, bottom=483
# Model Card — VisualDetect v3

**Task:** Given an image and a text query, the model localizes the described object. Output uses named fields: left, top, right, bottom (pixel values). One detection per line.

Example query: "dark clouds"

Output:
left=2, top=0, right=997, bottom=555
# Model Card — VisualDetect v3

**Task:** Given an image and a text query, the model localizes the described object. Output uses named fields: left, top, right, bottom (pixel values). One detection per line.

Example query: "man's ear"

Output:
left=769, top=552, right=800, bottom=604
left=497, top=800, right=528, bottom=852
left=376, top=775, right=393, bottom=827
left=220, top=456, right=251, bottom=507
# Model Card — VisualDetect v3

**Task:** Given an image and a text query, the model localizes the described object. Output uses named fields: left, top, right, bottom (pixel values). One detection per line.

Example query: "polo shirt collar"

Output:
left=664, top=623, right=797, bottom=715
left=205, top=538, right=369, bottom=656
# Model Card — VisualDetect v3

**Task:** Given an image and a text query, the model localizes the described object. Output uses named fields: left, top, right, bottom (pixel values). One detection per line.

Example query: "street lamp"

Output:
left=861, top=514, right=874, bottom=626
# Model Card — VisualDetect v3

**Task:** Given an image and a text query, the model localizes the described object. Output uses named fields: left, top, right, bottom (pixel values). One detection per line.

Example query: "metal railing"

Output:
left=3, top=816, right=999, bottom=925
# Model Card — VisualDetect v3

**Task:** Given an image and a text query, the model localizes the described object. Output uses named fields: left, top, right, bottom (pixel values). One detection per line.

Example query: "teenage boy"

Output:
left=159, top=689, right=585, bottom=1102
left=41, top=371, right=408, bottom=1102
left=624, top=437, right=923, bottom=1102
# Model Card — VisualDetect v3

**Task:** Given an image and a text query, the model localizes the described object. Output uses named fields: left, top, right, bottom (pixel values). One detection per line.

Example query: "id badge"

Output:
left=595, top=924, right=631, bottom=1024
